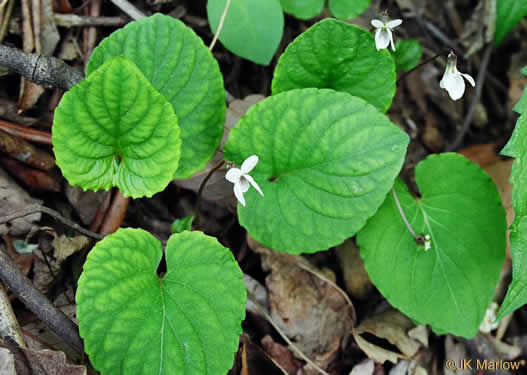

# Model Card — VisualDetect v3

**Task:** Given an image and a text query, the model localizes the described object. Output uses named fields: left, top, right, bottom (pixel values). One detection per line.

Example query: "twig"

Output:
left=109, top=0, right=145, bottom=20
left=0, top=205, right=104, bottom=240
left=246, top=290, right=331, bottom=375
left=54, top=14, right=127, bottom=27
left=0, top=247, right=83, bottom=353
left=0, top=120, right=51, bottom=145
left=194, top=160, right=225, bottom=226
left=99, top=191, right=130, bottom=236
left=423, top=22, right=466, bottom=59
left=446, top=44, right=493, bottom=151
left=0, top=44, right=84, bottom=89
left=209, top=0, right=231, bottom=51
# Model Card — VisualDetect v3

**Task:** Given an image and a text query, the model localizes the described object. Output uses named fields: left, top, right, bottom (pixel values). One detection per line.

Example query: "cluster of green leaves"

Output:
left=54, top=15, right=247, bottom=375
left=53, top=8, right=513, bottom=375
left=206, top=0, right=372, bottom=65
left=496, top=66, right=527, bottom=319
left=53, top=14, right=226, bottom=198
left=225, top=18, right=506, bottom=338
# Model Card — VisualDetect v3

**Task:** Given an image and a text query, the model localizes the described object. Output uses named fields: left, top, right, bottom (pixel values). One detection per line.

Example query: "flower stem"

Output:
left=194, top=160, right=225, bottom=227
left=392, top=187, right=421, bottom=243
left=209, top=0, right=231, bottom=52
left=396, top=49, right=449, bottom=84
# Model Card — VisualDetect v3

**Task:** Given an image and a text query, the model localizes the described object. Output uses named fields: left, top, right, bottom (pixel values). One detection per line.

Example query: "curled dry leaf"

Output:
left=353, top=309, right=423, bottom=364
left=408, top=325, right=429, bottom=348
left=247, top=235, right=353, bottom=373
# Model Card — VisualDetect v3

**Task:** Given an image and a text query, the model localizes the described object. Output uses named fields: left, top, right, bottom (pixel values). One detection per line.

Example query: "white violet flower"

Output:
left=371, top=17, right=402, bottom=51
left=225, top=155, right=264, bottom=207
left=440, top=52, right=475, bottom=101
left=479, top=302, right=499, bottom=333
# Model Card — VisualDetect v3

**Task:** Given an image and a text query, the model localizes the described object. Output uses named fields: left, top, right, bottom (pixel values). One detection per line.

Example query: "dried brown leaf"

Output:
left=18, top=348, right=85, bottom=375
left=349, top=359, right=375, bottom=375
left=248, top=236, right=352, bottom=372
left=354, top=310, right=422, bottom=364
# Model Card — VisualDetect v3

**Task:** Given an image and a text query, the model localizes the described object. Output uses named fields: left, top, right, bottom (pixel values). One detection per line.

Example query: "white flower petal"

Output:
left=241, top=155, right=259, bottom=174
left=387, top=29, right=396, bottom=51
left=445, top=74, right=466, bottom=101
left=386, top=19, right=402, bottom=28
left=245, top=175, right=264, bottom=197
left=461, top=72, right=475, bottom=87
left=233, top=182, right=246, bottom=207
left=439, top=67, right=455, bottom=89
left=371, top=19, right=384, bottom=28
left=375, top=29, right=390, bottom=50
left=225, top=168, right=242, bottom=183
left=239, top=178, right=250, bottom=193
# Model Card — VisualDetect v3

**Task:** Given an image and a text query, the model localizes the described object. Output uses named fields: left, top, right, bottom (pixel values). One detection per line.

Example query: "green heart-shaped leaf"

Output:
left=279, top=0, right=324, bottom=20
left=224, top=88, right=409, bottom=254
left=87, top=14, right=225, bottom=179
left=53, top=57, right=181, bottom=198
left=272, top=19, right=396, bottom=113
left=76, top=228, right=246, bottom=374
left=207, top=0, right=284, bottom=65
left=328, top=0, right=371, bottom=19
left=357, top=153, right=506, bottom=338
